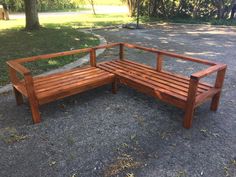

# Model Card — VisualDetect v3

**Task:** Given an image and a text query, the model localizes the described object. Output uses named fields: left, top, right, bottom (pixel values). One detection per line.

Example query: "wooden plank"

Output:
left=105, top=61, right=190, bottom=97
left=117, top=60, right=207, bottom=93
left=34, top=67, right=96, bottom=83
left=38, top=75, right=114, bottom=105
left=120, top=59, right=212, bottom=90
left=191, top=64, right=227, bottom=79
left=210, top=68, right=226, bottom=111
left=93, top=42, right=120, bottom=50
left=119, top=43, right=124, bottom=60
left=34, top=69, right=104, bottom=88
left=183, top=77, right=199, bottom=129
left=195, top=88, right=220, bottom=107
left=90, top=48, right=96, bottom=67
left=14, top=83, right=28, bottom=96
left=13, top=48, right=92, bottom=64
left=35, top=71, right=110, bottom=94
left=98, top=64, right=187, bottom=101
left=156, top=53, right=163, bottom=72
left=24, top=75, right=41, bottom=123
left=118, top=77, right=186, bottom=109
left=123, top=43, right=217, bottom=65
left=7, top=61, right=31, bottom=76
left=110, top=60, right=204, bottom=95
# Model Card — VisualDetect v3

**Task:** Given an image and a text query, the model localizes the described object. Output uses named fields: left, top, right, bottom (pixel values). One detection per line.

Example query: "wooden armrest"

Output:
left=191, top=64, right=227, bottom=80
left=7, top=61, right=31, bottom=76
left=11, top=48, right=92, bottom=64
left=94, top=42, right=121, bottom=50
left=123, top=43, right=217, bottom=66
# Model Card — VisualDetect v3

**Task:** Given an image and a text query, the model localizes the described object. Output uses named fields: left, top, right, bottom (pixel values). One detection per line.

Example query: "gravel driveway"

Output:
left=0, top=23, right=236, bottom=177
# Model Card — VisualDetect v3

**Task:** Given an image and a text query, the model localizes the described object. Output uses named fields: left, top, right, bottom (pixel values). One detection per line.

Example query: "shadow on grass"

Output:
left=0, top=26, right=100, bottom=86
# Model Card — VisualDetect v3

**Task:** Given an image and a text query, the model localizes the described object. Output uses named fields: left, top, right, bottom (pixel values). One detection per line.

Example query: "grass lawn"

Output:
left=0, top=13, right=132, bottom=86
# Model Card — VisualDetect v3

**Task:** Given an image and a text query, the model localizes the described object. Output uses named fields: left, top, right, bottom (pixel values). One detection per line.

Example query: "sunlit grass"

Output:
left=0, top=13, right=132, bottom=30
left=0, top=13, right=133, bottom=86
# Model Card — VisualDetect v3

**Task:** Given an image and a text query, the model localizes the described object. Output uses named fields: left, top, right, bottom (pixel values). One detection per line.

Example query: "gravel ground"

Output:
left=0, top=23, right=236, bottom=177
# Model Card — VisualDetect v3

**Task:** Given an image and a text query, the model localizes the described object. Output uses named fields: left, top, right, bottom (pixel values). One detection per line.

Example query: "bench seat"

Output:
left=98, top=59, right=219, bottom=109
left=14, top=66, right=115, bottom=105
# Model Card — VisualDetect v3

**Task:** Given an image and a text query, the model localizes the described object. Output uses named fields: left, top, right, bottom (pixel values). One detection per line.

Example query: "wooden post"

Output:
left=210, top=68, right=226, bottom=111
left=90, top=48, right=96, bottom=67
left=119, top=43, right=124, bottom=60
left=24, top=75, right=41, bottom=124
left=112, top=79, right=118, bottom=94
left=8, top=66, right=23, bottom=105
left=183, top=76, right=199, bottom=129
left=156, top=53, right=163, bottom=72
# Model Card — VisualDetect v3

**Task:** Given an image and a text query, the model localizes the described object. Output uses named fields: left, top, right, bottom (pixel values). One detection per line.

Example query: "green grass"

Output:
left=0, top=13, right=132, bottom=86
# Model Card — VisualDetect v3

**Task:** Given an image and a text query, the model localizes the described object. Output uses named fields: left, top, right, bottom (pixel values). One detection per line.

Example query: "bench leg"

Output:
left=28, top=98, right=41, bottom=124
left=210, top=93, right=221, bottom=111
left=112, top=79, right=118, bottom=94
left=183, top=107, right=195, bottom=129
left=210, top=68, right=226, bottom=111
left=13, top=87, right=23, bottom=105
left=183, top=77, right=198, bottom=129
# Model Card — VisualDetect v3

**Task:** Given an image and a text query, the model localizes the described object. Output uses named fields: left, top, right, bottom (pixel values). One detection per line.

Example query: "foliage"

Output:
left=124, top=0, right=236, bottom=19
left=0, top=0, right=123, bottom=12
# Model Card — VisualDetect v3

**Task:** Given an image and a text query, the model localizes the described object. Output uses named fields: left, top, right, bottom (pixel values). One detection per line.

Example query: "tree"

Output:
left=88, top=0, right=96, bottom=15
left=230, top=0, right=236, bottom=18
left=24, top=0, right=40, bottom=30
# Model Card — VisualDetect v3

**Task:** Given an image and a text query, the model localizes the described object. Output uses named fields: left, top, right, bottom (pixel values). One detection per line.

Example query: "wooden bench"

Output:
left=7, top=43, right=227, bottom=128
left=7, top=45, right=118, bottom=124
left=98, top=43, right=227, bottom=128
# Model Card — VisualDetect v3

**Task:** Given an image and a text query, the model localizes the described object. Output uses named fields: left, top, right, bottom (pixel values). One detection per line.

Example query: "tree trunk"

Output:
left=127, top=0, right=137, bottom=17
left=24, top=0, right=40, bottom=30
left=192, top=0, right=199, bottom=18
left=216, top=0, right=225, bottom=19
left=230, top=0, right=236, bottom=19
left=89, top=0, right=96, bottom=15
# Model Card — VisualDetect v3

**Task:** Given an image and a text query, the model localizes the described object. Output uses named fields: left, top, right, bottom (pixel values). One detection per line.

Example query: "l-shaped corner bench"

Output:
left=7, top=43, right=227, bottom=129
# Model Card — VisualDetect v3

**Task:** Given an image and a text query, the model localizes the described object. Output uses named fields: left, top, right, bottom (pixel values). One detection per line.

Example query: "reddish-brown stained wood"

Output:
left=210, top=68, right=226, bottom=111
left=13, top=48, right=92, bottom=64
left=38, top=76, right=114, bottom=105
left=112, top=79, right=118, bottom=94
left=183, top=77, right=199, bottom=129
left=24, top=75, right=41, bottom=124
left=123, top=43, right=217, bottom=66
left=191, top=64, right=227, bottom=79
left=6, top=42, right=227, bottom=128
left=103, top=61, right=189, bottom=97
left=93, top=42, right=120, bottom=50
left=109, top=60, right=206, bottom=95
left=119, top=59, right=212, bottom=89
left=13, top=87, right=24, bottom=105
left=156, top=53, right=163, bottom=72
left=119, top=43, right=124, bottom=60
left=90, top=48, right=96, bottom=67
left=8, top=65, right=24, bottom=105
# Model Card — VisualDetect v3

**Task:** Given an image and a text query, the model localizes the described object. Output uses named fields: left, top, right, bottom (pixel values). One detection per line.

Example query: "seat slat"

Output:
left=110, top=60, right=203, bottom=95
left=34, top=67, right=99, bottom=85
left=37, top=73, right=114, bottom=101
left=122, top=59, right=212, bottom=90
left=103, top=62, right=189, bottom=97
left=117, top=60, right=209, bottom=93
left=35, top=71, right=110, bottom=94
left=34, top=69, right=105, bottom=89
left=98, top=64, right=187, bottom=101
